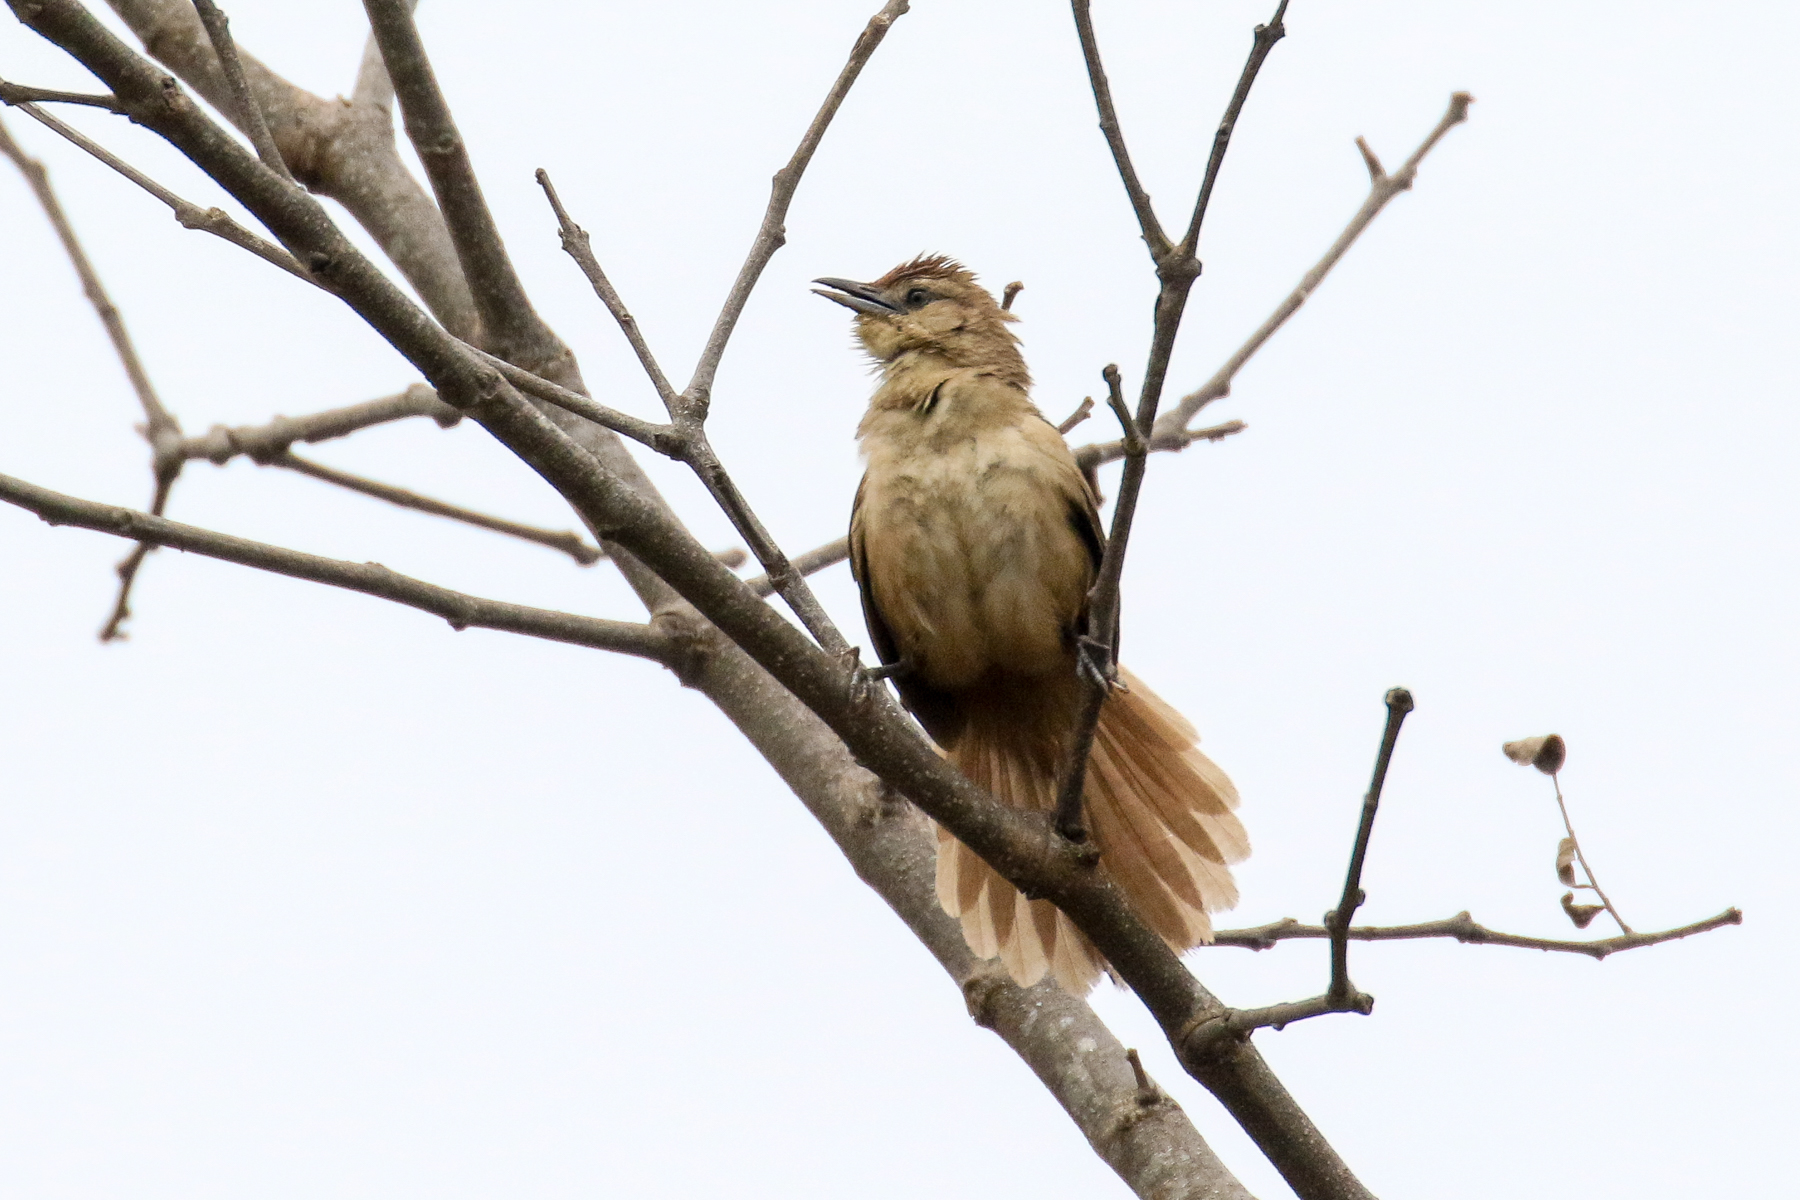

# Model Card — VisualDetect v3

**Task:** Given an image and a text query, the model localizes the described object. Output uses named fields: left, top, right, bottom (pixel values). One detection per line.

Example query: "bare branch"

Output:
left=0, top=112, right=180, bottom=447
left=189, top=0, right=295, bottom=184
left=535, top=168, right=679, bottom=414
left=1057, top=396, right=1095, bottom=435
left=465, top=347, right=679, bottom=455
left=746, top=536, right=850, bottom=598
left=5, top=100, right=314, bottom=281
left=682, top=436, right=854, bottom=655
left=1, top=109, right=189, bottom=641
left=1211, top=908, right=1743, bottom=959
left=0, top=78, right=120, bottom=110
left=180, top=384, right=458, bottom=464
left=0, top=472, right=668, bottom=660
left=1069, top=0, right=1168, bottom=255
left=96, top=470, right=174, bottom=641
left=683, top=0, right=911, bottom=409
left=1056, top=364, right=1136, bottom=841
left=1179, top=1, right=1288, bottom=253
left=1185, top=990, right=1374, bottom=1059
left=1073, top=418, right=1246, bottom=473
left=1326, top=688, right=1413, bottom=1005
left=274, top=452, right=602, bottom=565
left=361, top=0, right=546, bottom=358
left=1158, top=92, right=1474, bottom=438
left=103, top=0, right=481, bottom=340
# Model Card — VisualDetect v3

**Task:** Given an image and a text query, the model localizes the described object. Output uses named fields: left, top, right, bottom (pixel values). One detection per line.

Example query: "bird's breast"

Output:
left=857, top=421, right=1090, bottom=692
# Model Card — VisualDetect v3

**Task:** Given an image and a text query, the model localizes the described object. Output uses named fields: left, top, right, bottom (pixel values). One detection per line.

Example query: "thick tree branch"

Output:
left=5, top=5, right=1423, bottom=1195
left=1211, top=908, right=1743, bottom=958
left=361, top=0, right=543, bottom=360
left=104, top=0, right=481, bottom=341
left=0, top=472, right=668, bottom=659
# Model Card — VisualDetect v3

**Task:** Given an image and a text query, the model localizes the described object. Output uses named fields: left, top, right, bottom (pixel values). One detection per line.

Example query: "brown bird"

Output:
left=815, top=254, right=1249, bottom=993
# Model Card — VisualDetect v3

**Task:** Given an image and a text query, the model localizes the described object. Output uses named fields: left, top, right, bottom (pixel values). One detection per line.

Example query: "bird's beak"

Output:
left=811, top=277, right=900, bottom=317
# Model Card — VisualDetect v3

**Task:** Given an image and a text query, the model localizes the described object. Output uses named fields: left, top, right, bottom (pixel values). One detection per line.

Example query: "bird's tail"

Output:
left=937, top=666, right=1248, bottom=993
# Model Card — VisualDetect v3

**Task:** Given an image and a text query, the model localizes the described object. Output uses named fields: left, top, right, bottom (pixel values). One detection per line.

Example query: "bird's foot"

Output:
left=1076, top=635, right=1119, bottom=692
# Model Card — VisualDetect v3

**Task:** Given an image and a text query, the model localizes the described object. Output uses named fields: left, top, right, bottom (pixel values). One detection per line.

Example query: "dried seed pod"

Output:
left=1555, top=837, right=1578, bottom=886
left=1560, top=891, right=1604, bottom=929
left=1503, top=733, right=1567, bottom=775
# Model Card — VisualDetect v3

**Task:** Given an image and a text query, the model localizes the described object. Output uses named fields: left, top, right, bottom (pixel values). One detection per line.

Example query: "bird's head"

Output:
left=813, top=254, right=1024, bottom=378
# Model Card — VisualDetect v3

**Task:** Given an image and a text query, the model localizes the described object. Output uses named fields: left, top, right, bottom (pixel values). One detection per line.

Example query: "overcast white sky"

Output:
left=2, top=2, right=1794, bottom=1197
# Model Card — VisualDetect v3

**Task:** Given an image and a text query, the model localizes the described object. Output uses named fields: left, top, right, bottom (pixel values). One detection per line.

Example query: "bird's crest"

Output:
left=872, top=253, right=975, bottom=289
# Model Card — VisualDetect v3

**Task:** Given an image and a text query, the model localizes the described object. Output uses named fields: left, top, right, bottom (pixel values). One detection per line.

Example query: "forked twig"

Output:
left=1158, top=92, right=1473, bottom=439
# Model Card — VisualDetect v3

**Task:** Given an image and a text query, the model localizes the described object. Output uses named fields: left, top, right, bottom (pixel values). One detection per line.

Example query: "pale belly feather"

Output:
left=860, top=424, right=1088, bottom=691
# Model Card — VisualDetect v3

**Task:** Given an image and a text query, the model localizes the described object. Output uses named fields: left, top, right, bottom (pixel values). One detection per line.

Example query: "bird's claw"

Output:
left=1076, top=635, right=1117, bottom=692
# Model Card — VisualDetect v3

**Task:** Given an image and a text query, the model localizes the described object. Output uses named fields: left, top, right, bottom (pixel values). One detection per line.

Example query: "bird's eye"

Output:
left=905, top=288, right=931, bottom=308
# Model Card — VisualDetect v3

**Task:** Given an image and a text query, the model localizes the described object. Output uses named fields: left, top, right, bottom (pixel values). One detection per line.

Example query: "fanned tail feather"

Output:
left=937, top=666, right=1247, bottom=993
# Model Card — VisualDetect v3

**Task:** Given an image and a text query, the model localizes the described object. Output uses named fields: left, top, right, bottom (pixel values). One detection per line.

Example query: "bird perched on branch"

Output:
left=814, top=254, right=1249, bottom=993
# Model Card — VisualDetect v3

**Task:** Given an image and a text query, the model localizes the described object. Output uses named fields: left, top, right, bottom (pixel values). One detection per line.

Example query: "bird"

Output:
left=814, top=254, right=1249, bottom=993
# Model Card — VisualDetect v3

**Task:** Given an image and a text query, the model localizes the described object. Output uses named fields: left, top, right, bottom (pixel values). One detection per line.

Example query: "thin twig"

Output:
left=1210, top=908, right=1741, bottom=959
left=1326, top=688, right=1413, bottom=1004
left=745, top=536, right=850, bottom=597
left=1054, top=364, right=1135, bottom=841
left=180, top=384, right=459, bottom=464
left=97, top=471, right=175, bottom=641
left=0, top=78, right=121, bottom=110
left=1158, top=92, right=1473, bottom=439
left=464, top=346, right=679, bottom=455
left=1057, top=396, right=1095, bottom=435
left=1, top=110, right=189, bottom=642
left=1073, top=419, right=1246, bottom=472
left=6, top=100, right=314, bottom=282
left=0, top=471, right=669, bottom=660
left=684, top=436, right=854, bottom=656
left=1179, top=1, right=1288, bottom=254
left=0, top=112, right=180, bottom=449
left=190, top=0, right=296, bottom=184
left=682, top=0, right=910, bottom=412
left=1552, top=773, right=1633, bottom=934
left=535, top=168, right=678, bottom=414
left=1184, top=989, right=1375, bottom=1059
left=275, top=452, right=602, bottom=565
left=1070, top=0, right=1169, bottom=255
